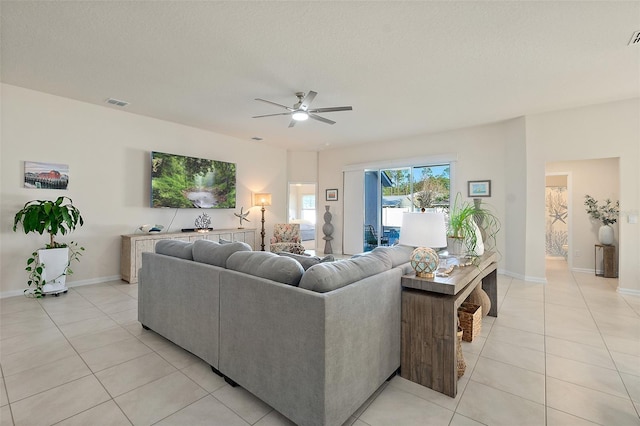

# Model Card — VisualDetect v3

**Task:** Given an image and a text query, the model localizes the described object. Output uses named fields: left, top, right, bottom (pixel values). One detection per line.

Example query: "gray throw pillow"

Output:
left=192, top=239, right=252, bottom=268
left=299, top=254, right=392, bottom=293
left=276, top=252, right=335, bottom=271
left=227, top=251, right=304, bottom=286
left=219, top=238, right=233, bottom=244
left=155, top=239, right=194, bottom=260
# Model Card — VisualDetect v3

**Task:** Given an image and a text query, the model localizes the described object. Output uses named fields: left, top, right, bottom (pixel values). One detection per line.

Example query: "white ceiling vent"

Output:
left=629, top=31, right=640, bottom=46
left=105, top=98, right=129, bottom=107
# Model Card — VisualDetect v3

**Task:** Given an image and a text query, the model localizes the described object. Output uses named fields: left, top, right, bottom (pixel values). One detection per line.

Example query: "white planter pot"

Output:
left=447, top=237, right=466, bottom=256
left=38, top=247, right=69, bottom=294
left=598, top=225, right=614, bottom=245
left=470, top=221, right=485, bottom=256
left=447, top=221, right=484, bottom=256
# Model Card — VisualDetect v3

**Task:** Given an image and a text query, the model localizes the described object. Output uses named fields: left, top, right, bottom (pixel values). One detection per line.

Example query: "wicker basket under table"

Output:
left=458, top=302, right=482, bottom=342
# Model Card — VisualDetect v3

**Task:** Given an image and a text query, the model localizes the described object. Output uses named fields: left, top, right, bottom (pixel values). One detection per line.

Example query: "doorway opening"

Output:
left=288, top=183, right=316, bottom=251
left=545, top=174, right=569, bottom=262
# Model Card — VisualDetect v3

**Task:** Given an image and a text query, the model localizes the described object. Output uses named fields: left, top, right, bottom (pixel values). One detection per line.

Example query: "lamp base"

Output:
left=410, top=247, right=440, bottom=280
left=415, top=271, right=435, bottom=279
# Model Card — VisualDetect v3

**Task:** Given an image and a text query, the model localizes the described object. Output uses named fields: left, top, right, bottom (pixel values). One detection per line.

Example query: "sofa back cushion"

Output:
left=276, top=252, right=335, bottom=271
left=299, top=252, right=392, bottom=293
left=371, top=245, right=414, bottom=268
left=227, top=251, right=305, bottom=286
left=192, top=239, right=252, bottom=268
left=155, top=239, right=194, bottom=260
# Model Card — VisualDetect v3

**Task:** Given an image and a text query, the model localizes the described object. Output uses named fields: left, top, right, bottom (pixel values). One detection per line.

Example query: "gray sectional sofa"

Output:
left=138, top=239, right=412, bottom=426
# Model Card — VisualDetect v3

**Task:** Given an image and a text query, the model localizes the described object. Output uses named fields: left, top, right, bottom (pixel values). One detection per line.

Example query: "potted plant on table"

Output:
left=13, top=196, right=85, bottom=297
left=584, top=195, right=619, bottom=245
left=446, top=193, right=500, bottom=256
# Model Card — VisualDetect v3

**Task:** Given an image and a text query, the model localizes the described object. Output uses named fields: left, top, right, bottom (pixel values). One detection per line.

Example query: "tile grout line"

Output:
left=570, top=272, right=640, bottom=420
left=0, top=363, right=16, bottom=426
left=41, top=286, right=137, bottom=426
left=449, top=276, right=514, bottom=425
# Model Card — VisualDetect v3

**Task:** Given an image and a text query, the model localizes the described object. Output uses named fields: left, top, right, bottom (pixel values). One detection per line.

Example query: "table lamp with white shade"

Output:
left=399, top=211, right=448, bottom=279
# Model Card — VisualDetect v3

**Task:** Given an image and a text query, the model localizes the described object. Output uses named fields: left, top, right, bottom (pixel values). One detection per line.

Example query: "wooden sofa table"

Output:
left=400, top=251, right=498, bottom=397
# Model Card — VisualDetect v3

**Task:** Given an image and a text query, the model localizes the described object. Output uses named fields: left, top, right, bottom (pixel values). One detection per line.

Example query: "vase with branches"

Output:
left=584, top=195, right=619, bottom=226
left=584, top=195, right=619, bottom=245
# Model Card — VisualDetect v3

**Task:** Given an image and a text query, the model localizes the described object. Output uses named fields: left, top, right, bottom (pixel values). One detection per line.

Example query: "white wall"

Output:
left=503, top=117, right=528, bottom=279
left=1, top=84, right=288, bottom=297
left=319, top=120, right=512, bottom=271
left=318, top=98, right=640, bottom=288
left=527, top=98, right=640, bottom=292
left=287, top=151, right=318, bottom=183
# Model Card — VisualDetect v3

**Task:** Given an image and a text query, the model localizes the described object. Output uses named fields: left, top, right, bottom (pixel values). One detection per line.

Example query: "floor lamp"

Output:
left=253, top=193, right=272, bottom=251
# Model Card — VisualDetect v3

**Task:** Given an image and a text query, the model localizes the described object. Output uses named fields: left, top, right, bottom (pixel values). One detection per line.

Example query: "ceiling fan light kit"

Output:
left=253, top=90, right=352, bottom=127
left=292, top=111, right=309, bottom=121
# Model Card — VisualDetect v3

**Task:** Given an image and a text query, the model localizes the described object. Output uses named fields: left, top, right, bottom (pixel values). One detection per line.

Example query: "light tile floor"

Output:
left=1, top=259, right=639, bottom=425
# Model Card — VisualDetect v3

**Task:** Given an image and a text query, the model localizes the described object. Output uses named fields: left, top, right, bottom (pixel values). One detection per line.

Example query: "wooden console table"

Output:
left=121, top=228, right=257, bottom=283
left=400, top=251, right=498, bottom=397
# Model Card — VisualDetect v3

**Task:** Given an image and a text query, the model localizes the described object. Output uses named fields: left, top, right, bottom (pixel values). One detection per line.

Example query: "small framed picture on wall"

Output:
left=468, top=180, right=491, bottom=197
left=326, top=189, right=338, bottom=201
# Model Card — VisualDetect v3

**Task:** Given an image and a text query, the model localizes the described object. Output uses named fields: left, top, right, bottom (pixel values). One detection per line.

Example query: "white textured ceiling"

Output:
left=1, top=1, right=639, bottom=151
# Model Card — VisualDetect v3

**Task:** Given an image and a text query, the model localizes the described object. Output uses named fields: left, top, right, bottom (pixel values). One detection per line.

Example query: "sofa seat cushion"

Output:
left=276, top=252, right=335, bottom=271
left=227, top=251, right=305, bottom=286
left=299, top=253, right=392, bottom=293
left=193, top=239, right=252, bottom=268
left=155, top=239, right=194, bottom=260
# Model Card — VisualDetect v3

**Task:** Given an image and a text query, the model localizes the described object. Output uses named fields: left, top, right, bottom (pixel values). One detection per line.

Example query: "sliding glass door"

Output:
left=362, top=164, right=450, bottom=252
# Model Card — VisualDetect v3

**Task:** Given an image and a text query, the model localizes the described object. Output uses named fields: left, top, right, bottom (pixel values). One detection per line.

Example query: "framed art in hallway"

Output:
left=468, top=180, right=491, bottom=198
left=326, top=189, right=338, bottom=201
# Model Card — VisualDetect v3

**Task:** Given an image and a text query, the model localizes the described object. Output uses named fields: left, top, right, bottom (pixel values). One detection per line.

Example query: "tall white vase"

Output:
left=38, top=247, right=69, bottom=294
left=598, top=225, right=614, bottom=245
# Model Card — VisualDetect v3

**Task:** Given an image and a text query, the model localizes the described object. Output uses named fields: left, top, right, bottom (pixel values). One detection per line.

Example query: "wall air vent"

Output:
left=629, top=30, right=640, bottom=46
left=105, top=98, right=129, bottom=107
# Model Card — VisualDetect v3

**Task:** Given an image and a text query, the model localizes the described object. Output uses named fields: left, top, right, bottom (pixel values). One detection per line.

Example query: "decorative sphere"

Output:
left=411, top=247, right=440, bottom=278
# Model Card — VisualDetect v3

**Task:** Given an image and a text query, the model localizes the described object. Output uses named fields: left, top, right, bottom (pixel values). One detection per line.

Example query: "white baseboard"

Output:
left=66, top=275, right=123, bottom=288
left=617, top=287, right=640, bottom=297
left=498, top=269, right=547, bottom=284
left=0, top=275, right=124, bottom=299
left=0, top=289, right=27, bottom=299
left=572, top=267, right=596, bottom=274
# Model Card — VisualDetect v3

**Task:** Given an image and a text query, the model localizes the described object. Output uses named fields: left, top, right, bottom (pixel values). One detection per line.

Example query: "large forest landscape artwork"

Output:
left=151, top=151, right=236, bottom=209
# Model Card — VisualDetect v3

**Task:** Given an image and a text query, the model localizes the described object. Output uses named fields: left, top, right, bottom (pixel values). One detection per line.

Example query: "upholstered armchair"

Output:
left=270, top=223, right=306, bottom=255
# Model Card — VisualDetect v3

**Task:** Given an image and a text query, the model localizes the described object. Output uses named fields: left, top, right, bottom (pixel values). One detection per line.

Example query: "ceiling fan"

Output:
left=252, top=91, right=352, bottom=127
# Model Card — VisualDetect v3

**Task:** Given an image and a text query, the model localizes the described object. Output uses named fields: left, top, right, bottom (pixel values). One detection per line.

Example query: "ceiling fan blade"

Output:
left=308, top=106, right=353, bottom=113
left=299, top=91, right=317, bottom=111
left=288, top=119, right=297, bottom=128
left=254, top=98, right=293, bottom=111
left=308, top=114, right=336, bottom=125
left=252, top=112, right=293, bottom=118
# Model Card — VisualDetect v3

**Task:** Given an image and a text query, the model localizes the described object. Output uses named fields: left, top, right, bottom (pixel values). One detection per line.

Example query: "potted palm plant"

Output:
left=446, top=193, right=500, bottom=256
left=13, top=196, right=85, bottom=297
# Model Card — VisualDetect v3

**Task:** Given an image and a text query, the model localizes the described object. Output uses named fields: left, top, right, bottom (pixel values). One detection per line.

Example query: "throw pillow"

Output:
left=192, top=239, right=252, bottom=268
left=371, top=245, right=414, bottom=268
left=155, top=240, right=194, bottom=260
left=226, top=251, right=304, bottom=286
left=299, top=254, right=391, bottom=293
left=276, top=252, right=335, bottom=271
